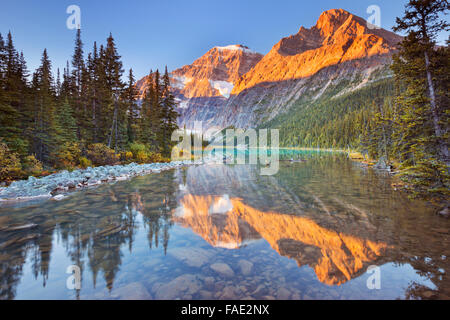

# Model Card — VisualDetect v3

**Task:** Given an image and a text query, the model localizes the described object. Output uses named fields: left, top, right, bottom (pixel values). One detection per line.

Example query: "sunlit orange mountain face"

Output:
left=136, top=9, right=402, bottom=131
left=173, top=193, right=390, bottom=286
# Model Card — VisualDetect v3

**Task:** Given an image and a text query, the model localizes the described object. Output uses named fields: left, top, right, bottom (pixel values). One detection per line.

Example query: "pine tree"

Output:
left=124, top=68, right=139, bottom=143
left=57, top=98, right=78, bottom=143
left=160, top=66, right=179, bottom=156
left=103, top=33, right=125, bottom=150
left=391, top=0, right=449, bottom=200
left=31, top=49, right=59, bottom=163
left=140, top=70, right=156, bottom=145
left=393, top=0, right=449, bottom=166
left=0, top=32, right=28, bottom=155
left=0, top=29, right=181, bottom=178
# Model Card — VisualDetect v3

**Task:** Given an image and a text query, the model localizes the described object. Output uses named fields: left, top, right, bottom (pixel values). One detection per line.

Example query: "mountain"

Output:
left=136, top=44, right=263, bottom=128
left=137, top=9, right=402, bottom=133
left=232, top=9, right=401, bottom=95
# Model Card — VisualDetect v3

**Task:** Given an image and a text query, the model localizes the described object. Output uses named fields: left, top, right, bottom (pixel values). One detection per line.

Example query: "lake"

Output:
left=0, top=150, right=449, bottom=300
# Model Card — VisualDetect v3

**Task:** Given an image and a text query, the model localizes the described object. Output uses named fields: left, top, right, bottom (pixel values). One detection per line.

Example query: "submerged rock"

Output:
left=237, top=260, right=253, bottom=276
left=210, top=263, right=235, bottom=278
left=111, top=282, right=152, bottom=300
left=437, top=206, right=449, bottom=218
left=168, top=247, right=214, bottom=268
left=154, top=274, right=201, bottom=299
left=276, top=287, right=291, bottom=300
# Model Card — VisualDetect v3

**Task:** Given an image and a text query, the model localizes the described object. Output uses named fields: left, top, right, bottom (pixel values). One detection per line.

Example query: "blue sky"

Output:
left=0, top=0, right=447, bottom=80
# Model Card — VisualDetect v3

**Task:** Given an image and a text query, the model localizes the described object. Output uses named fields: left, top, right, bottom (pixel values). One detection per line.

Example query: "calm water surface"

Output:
left=0, top=151, right=449, bottom=300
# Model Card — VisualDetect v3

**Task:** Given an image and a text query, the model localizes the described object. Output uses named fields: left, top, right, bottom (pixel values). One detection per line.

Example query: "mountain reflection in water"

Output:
left=175, top=194, right=390, bottom=285
left=0, top=152, right=449, bottom=300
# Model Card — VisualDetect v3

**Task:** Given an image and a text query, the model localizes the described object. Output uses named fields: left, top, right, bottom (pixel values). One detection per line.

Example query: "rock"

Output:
left=67, top=182, right=77, bottom=189
left=374, top=157, right=389, bottom=170
left=220, top=286, right=236, bottom=300
left=199, top=290, right=213, bottom=299
left=110, top=282, right=152, bottom=300
left=291, top=292, right=301, bottom=300
left=155, top=274, right=201, bottom=300
left=0, top=160, right=192, bottom=202
left=168, top=247, right=214, bottom=268
left=252, top=284, right=265, bottom=296
left=437, top=206, right=449, bottom=218
left=422, top=291, right=434, bottom=298
left=203, top=276, right=215, bottom=289
left=276, top=287, right=291, bottom=300
left=237, top=260, right=253, bottom=276
left=210, top=263, right=235, bottom=278
left=214, top=281, right=226, bottom=292
left=52, top=194, right=66, bottom=201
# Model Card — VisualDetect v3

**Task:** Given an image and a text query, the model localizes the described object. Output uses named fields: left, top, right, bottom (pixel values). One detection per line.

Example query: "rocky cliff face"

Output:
left=232, top=9, right=401, bottom=95
left=137, top=9, right=402, bottom=131
left=136, top=45, right=263, bottom=129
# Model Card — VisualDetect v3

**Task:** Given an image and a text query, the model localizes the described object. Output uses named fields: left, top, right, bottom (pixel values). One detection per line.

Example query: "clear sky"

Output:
left=0, top=0, right=447, bottom=81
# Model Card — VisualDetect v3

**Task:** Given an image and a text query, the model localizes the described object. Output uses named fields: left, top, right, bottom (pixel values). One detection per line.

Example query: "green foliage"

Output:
left=264, top=78, right=395, bottom=149
left=389, top=0, right=450, bottom=200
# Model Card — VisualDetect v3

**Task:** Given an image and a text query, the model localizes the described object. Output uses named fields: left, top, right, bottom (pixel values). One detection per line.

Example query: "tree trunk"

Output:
left=92, top=91, right=97, bottom=143
left=424, top=51, right=449, bottom=164
left=108, top=103, right=117, bottom=148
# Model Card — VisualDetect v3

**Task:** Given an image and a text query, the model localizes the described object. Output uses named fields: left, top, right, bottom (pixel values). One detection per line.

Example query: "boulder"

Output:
left=210, top=263, right=235, bottom=278
left=111, top=282, right=152, bottom=300
left=237, top=260, right=253, bottom=276
left=438, top=206, right=449, bottom=218
left=155, top=274, right=201, bottom=299
left=168, top=247, right=214, bottom=268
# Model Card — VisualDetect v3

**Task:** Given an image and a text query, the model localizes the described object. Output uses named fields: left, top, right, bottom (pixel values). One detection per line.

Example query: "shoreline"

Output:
left=0, top=160, right=202, bottom=204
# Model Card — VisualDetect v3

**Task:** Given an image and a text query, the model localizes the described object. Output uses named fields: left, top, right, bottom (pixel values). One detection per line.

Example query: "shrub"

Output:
left=86, top=143, right=119, bottom=166
left=22, top=155, right=43, bottom=176
left=119, top=151, right=134, bottom=163
left=128, top=143, right=146, bottom=156
left=148, top=152, right=169, bottom=163
left=135, top=150, right=148, bottom=163
left=54, top=142, right=82, bottom=169
left=126, top=143, right=148, bottom=164
left=0, top=142, right=22, bottom=182
left=78, top=156, right=92, bottom=169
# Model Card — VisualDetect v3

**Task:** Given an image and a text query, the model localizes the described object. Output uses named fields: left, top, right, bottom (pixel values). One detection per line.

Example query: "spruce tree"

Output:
left=160, top=66, right=179, bottom=156
left=124, top=68, right=139, bottom=143
left=392, top=0, right=449, bottom=200
left=31, top=49, right=59, bottom=163
left=393, top=0, right=449, bottom=165
left=103, top=33, right=124, bottom=150
left=57, top=98, right=78, bottom=143
left=0, top=32, right=28, bottom=155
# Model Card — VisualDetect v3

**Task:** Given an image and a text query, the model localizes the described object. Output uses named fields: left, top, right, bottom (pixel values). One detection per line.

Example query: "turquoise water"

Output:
left=0, top=151, right=449, bottom=300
